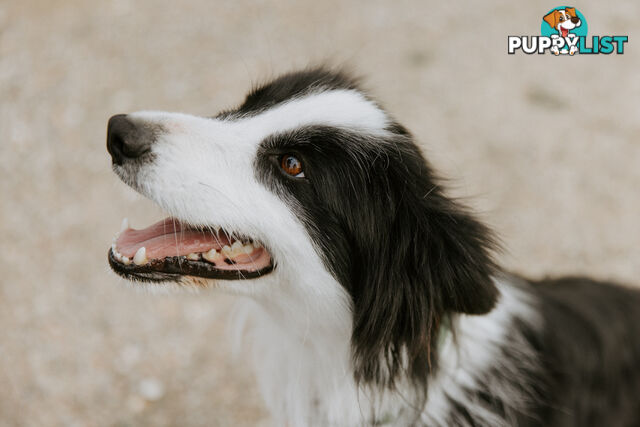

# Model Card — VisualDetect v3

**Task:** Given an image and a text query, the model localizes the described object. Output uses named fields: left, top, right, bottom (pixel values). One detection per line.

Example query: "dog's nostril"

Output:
left=106, top=114, right=155, bottom=165
left=108, top=132, right=126, bottom=165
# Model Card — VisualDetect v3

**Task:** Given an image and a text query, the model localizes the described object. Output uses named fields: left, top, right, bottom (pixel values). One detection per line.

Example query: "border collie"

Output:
left=106, top=68, right=640, bottom=426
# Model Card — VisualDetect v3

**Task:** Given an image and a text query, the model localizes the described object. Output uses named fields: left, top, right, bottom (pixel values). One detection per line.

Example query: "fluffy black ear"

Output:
left=341, top=131, right=499, bottom=390
left=420, top=200, right=500, bottom=315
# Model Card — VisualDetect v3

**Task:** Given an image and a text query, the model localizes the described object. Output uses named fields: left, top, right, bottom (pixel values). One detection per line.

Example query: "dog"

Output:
left=543, top=7, right=582, bottom=55
left=106, top=68, right=640, bottom=426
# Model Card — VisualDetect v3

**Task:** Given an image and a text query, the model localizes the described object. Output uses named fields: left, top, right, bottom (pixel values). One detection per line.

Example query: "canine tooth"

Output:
left=221, top=245, right=232, bottom=255
left=115, top=251, right=123, bottom=261
left=121, top=217, right=129, bottom=232
left=186, top=253, right=200, bottom=261
left=242, top=243, right=254, bottom=254
left=122, top=256, right=131, bottom=265
left=133, top=247, right=148, bottom=265
left=203, top=248, right=221, bottom=262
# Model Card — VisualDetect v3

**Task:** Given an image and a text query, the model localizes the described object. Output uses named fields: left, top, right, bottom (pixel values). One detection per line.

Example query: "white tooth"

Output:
left=214, top=225, right=220, bottom=234
left=122, top=256, right=131, bottom=265
left=133, top=247, right=147, bottom=265
left=121, top=218, right=129, bottom=232
left=221, top=245, right=232, bottom=256
left=203, top=248, right=221, bottom=262
left=242, top=243, right=254, bottom=254
left=230, top=241, right=243, bottom=256
left=186, top=253, right=200, bottom=261
left=115, top=251, right=122, bottom=261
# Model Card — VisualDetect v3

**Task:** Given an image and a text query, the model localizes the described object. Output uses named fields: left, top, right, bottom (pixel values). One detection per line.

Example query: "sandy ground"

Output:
left=0, top=1, right=639, bottom=425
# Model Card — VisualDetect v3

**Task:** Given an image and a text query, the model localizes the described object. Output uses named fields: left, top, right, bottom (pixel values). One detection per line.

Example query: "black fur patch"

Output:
left=524, top=277, right=640, bottom=426
left=217, top=67, right=361, bottom=119
left=254, top=119, right=498, bottom=400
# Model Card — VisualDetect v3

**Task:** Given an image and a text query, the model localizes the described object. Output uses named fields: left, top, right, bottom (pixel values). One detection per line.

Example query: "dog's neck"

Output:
left=235, top=276, right=539, bottom=426
left=235, top=297, right=410, bottom=425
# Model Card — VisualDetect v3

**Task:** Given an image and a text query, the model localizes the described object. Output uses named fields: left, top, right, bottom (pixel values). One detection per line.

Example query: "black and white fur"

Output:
left=109, top=68, right=640, bottom=426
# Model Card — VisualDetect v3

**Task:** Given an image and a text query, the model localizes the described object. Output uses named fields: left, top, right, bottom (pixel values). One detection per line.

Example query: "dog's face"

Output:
left=543, top=7, right=581, bottom=33
left=107, top=71, right=386, bottom=298
left=107, top=68, right=498, bottom=389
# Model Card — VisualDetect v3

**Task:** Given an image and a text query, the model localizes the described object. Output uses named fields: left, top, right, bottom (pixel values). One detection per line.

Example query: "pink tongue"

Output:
left=116, top=218, right=230, bottom=259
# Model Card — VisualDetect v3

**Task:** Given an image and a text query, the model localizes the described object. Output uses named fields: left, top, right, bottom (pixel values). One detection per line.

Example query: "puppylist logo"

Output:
left=508, top=7, right=628, bottom=55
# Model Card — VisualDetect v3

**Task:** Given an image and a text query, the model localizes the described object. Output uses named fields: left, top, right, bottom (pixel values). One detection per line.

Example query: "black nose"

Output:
left=107, top=114, right=155, bottom=165
left=571, top=17, right=580, bottom=24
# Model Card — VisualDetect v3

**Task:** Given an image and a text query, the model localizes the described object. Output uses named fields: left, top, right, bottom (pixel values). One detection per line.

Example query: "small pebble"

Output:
left=138, top=378, right=165, bottom=401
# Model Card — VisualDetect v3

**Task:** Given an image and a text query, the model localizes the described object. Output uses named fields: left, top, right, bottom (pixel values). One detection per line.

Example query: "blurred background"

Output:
left=0, top=1, right=638, bottom=425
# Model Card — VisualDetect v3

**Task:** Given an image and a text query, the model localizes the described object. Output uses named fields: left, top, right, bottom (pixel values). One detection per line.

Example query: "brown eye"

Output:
left=280, top=154, right=305, bottom=178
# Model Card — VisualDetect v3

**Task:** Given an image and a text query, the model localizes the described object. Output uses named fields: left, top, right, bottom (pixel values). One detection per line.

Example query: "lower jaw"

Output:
left=108, top=249, right=274, bottom=283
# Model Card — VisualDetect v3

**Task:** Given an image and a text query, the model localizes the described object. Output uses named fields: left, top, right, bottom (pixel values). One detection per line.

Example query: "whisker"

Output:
left=172, top=217, right=180, bottom=263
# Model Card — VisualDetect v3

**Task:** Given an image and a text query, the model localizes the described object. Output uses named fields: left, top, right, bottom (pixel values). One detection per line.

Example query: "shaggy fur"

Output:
left=107, top=67, right=640, bottom=426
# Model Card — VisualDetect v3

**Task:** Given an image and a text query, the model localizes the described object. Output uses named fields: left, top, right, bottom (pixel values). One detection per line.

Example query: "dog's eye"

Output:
left=280, top=154, right=305, bottom=178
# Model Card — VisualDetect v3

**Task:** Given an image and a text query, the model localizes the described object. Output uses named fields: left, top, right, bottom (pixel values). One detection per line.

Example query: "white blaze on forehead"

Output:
left=229, top=89, right=390, bottom=137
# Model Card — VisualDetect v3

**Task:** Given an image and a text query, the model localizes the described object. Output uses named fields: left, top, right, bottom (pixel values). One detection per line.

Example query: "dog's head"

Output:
left=543, top=7, right=581, bottom=34
left=107, top=68, right=498, bottom=392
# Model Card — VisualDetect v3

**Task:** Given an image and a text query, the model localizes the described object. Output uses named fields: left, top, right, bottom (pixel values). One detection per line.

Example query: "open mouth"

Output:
left=108, top=217, right=274, bottom=282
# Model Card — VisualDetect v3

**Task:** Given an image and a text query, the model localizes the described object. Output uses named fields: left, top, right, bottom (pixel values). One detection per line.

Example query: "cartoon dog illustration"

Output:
left=543, top=7, right=582, bottom=55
